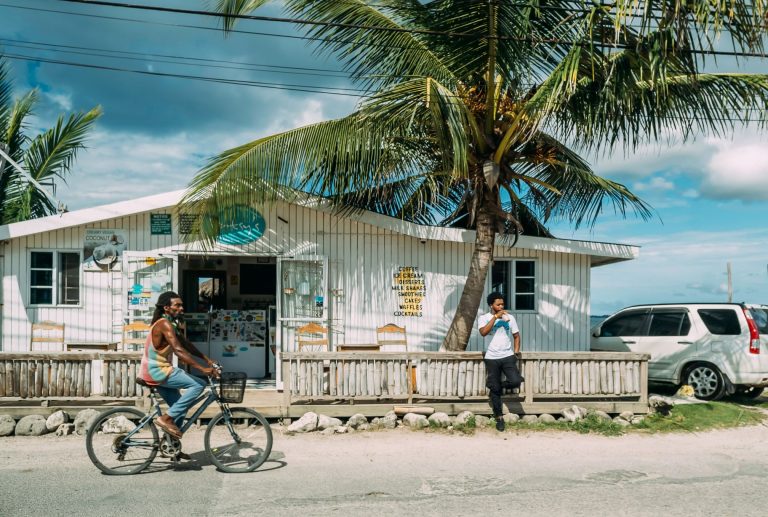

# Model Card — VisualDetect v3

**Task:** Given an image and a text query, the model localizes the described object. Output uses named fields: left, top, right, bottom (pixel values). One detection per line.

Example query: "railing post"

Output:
left=92, top=358, right=104, bottom=396
left=524, top=358, right=534, bottom=403
left=406, top=354, right=413, bottom=404
left=281, top=356, right=292, bottom=423
left=640, top=357, right=649, bottom=404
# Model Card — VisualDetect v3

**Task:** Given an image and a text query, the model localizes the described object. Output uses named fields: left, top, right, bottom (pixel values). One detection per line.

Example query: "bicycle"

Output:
left=85, top=367, right=273, bottom=475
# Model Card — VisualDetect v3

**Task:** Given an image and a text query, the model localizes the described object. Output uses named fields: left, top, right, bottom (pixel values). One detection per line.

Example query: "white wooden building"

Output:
left=0, top=190, right=638, bottom=378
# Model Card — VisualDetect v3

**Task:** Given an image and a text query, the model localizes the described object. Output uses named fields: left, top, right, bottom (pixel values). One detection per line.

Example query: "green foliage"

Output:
left=632, top=402, right=764, bottom=433
left=0, top=56, right=101, bottom=224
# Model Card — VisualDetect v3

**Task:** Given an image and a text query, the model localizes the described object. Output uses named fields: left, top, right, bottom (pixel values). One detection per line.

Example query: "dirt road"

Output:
left=3, top=424, right=768, bottom=516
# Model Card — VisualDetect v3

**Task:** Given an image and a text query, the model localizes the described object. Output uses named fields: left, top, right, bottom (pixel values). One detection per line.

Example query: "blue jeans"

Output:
left=156, top=368, right=206, bottom=428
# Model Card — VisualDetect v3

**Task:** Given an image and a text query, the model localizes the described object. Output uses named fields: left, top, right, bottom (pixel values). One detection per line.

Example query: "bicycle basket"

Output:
left=219, top=371, right=247, bottom=403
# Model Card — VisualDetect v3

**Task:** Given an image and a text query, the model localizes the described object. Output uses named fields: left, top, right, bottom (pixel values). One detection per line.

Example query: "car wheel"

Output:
left=684, top=363, right=725, bottom=401
left=736, top=386, right=764, bottom=399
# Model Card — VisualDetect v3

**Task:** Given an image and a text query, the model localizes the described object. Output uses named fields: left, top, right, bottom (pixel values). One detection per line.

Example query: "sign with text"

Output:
left=178, top=213, right=199, bottom=235
left=150, top=213, right=172, bottom=235
left=392, top=266, right=426, bottom=317
left=83, top=229, right=127, bottom=271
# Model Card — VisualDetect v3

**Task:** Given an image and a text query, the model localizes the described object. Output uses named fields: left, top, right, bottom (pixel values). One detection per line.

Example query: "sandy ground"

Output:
left=3, top=421, right=768, bottom=516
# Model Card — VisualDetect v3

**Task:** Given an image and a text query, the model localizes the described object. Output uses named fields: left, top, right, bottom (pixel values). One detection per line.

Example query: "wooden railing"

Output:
left=0, top=352, right=143, bottom=398
left=282, top=351, right=650, bottom=404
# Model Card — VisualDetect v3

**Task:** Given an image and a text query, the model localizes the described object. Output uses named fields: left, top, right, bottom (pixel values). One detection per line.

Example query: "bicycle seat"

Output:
left=135, top=378, right=157, bottom=391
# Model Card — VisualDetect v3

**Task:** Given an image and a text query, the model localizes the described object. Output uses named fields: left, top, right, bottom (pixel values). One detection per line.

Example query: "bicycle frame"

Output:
left=120, top=376, right=228, bottom=445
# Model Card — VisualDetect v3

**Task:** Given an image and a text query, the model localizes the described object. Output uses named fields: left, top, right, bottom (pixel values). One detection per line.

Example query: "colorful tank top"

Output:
left=138, top=317, right=179, bottom=386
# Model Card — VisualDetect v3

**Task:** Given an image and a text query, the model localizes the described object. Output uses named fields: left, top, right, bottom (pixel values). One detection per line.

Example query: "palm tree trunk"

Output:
left=443, top=196, right=496, bottom=351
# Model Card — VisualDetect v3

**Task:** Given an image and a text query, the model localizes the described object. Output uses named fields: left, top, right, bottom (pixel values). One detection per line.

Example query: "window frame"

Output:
left=490, top=258, right=538, bottom=313
left=28, top=249, right=83, bottom=308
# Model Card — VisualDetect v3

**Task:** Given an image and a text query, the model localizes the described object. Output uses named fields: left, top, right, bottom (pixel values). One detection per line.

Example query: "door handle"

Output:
left=678, top=341, right=693, bottom=345
left=622, top=340, right=636, bottom=344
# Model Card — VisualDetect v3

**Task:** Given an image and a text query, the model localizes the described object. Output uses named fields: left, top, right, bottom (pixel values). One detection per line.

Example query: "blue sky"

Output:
left=2, top=0, right=767, bottom=316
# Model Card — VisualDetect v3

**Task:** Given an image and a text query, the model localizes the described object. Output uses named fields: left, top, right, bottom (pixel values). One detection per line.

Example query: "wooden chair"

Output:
left=30, top=321, right=65, bottom=351
left=376, top=323, right=408, bottom=351
left=296, top=322, right=329, bottom=352
left=122, top=321, right=151, bottom=352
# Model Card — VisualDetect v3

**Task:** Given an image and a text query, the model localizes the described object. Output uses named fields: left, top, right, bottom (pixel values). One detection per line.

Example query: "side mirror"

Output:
left=592, top=328, right=601, bottom=338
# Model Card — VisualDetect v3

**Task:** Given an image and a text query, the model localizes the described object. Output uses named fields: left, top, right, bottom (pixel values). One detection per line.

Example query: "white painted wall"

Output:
left=1, top=201, right=593, bottom=353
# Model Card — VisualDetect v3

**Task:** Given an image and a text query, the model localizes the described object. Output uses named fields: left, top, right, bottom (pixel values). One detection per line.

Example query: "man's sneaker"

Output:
left=495, top=418, right=505, bottom=432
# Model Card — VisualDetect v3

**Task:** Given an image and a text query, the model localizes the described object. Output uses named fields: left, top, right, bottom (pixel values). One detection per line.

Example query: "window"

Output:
left=648, top=311, right=691, bottom=337
left=30, top=251, right=81, bottom=305
left=490, top=259, right=536, bottom=311
left=698, top=309, right=741, bottom=335
left=600, top=311, right=647, bottom=337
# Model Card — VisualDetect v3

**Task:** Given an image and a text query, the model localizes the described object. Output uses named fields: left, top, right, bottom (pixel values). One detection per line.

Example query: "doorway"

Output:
left=182, top=270, right=227, bottom=312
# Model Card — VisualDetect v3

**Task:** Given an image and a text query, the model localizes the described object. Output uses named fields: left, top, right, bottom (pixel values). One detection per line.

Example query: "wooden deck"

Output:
left=0, top=351, right=651, bottom=419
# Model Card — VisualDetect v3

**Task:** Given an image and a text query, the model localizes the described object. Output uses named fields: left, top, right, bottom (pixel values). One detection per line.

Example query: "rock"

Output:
left=55, top=423, right=75, bottom=436
left=475, top=415, right=490, bottom=428
left=631, top=415, right=645, bottom=425
left=320, top=427, right=336, bottom=436
left=539, top=414, right=556, bottom=424
left=317, top=414, right=343, bottom=430
left=562, top=405, right=585, bottom=423
left=402, top=413, right=428, bottom=429
left=102, top=415, right=136, bottom=434
left=613, top=416, right=631, bottom=427
left=557, top=417, right=566, bottom=422
left=454, top=411, right=475, bottom=425
left=521, top=415, right=538, bottom=424
left=287, top=412, right=319, bottom=433
left=15, top=415, right=48, bottom=436
left=357, top=423, right=370, bottom=431
left=428, top=412, right=451, bottom=428
left=0, top=415, right=16, bottom=436
left=335, top=426, right=348, bottom=434
left=371, top=417, right=380, bottom=425
left=74, top=409, right=100, bottom=436
left=381, top=412, right=398, bottom=430
left=591, top=410, right=612, bottom=422
left=46, top=410, right=70, bottom=431
left=347, top=413, right=368, bottom=429
left=502, top=414, right=519, bottom=425
left=676, top=384, right=695, bottom=397
left=619, top=411, right=635, bottom=422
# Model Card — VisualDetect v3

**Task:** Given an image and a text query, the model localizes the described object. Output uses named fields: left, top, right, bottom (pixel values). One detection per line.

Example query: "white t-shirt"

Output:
left=477, top=312, right=520, bottom=360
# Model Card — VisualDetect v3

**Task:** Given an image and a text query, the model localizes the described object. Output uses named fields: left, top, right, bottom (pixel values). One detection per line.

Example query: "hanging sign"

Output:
left=83, top=229, right=127, bottom=271
left=150, top=213, right=172, bottom=235
left=392, top=266, right=426, bottom=317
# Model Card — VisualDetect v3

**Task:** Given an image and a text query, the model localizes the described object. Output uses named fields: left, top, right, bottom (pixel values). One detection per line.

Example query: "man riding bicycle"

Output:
left=139, top=291, right=219, bottom=443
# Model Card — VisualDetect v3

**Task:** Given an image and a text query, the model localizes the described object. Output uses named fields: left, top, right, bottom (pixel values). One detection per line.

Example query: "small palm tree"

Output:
left=182, top=0, right=768, bottom=351
left=0, top=57, right=101, bottom=224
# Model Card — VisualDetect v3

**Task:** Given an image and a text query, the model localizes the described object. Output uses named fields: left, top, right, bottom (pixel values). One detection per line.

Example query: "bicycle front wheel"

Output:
left=205, top=408, right=272, bottom=473
left=86, top=407, right=159, bottom=475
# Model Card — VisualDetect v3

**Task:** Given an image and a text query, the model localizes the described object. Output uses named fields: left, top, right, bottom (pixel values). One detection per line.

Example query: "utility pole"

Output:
left=727, top=262, right=733, bottom=303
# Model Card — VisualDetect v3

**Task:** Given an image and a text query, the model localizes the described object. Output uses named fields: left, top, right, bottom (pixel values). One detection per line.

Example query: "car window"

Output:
left=748, top=308, right=768, bottom=334
left=648, top=311, right=691, bottom=336
left=600, top=312, right=647, bottom=337
left=697, top=309, right=741, bottom=335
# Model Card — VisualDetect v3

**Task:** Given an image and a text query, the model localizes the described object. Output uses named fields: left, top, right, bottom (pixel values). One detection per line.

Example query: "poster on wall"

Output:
left=392, top=266, right=426, bottom=317
left=83, top=229, right=128, bottom=271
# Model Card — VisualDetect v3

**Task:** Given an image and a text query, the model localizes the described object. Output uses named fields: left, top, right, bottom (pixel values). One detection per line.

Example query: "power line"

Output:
left=3, top=1, right=768, bottom=59
left=0, top=52, right=369, bottom=97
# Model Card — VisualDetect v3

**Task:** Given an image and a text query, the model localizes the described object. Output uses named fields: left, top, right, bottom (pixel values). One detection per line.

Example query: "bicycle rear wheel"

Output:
left=205, top=408, right=272, bottom=473
left=86, top=407, right=159, bottom=475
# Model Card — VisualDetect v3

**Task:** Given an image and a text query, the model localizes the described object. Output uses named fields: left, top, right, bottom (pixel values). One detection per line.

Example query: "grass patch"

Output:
left=631, top=402, right=764, bottom=433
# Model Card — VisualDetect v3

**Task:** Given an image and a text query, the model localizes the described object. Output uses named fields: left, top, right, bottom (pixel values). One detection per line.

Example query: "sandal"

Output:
left=154, top=417, right=183, bottom=439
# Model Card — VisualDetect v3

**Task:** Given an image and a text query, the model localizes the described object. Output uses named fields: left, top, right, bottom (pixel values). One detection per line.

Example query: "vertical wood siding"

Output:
left=1, top=203, right=592, bottom=352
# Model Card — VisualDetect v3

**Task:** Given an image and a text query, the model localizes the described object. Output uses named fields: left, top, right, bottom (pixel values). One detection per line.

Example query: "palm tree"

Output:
left=182, top=0, right=768, bottom=351
left=0, top=57, right=101, bottom=224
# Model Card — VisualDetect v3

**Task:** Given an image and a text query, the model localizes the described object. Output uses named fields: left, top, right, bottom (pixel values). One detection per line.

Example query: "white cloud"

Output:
left=699, top=139, right=768, bottom=200
left=632, top=176, right=675, bottom=192
left=44, top=92, right=73, bottom=111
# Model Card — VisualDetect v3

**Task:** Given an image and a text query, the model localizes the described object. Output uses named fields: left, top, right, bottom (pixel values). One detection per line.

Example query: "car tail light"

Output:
left=744, top=308, right=761, bottom=354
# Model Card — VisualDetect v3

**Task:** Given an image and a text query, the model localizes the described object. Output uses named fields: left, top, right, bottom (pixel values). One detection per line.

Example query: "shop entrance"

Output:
left=178, top=256, right=277, bottom=380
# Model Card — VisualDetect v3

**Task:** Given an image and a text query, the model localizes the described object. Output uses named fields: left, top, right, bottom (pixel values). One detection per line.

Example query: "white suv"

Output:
left=591, top=303, right=768, bottom=400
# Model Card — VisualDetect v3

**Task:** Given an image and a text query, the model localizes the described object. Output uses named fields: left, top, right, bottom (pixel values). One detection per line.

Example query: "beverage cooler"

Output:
left=208, top=309, right=267, bottom=378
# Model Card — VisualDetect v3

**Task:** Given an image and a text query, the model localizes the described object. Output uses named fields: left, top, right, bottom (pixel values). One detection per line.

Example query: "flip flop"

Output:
left=154, top=418, right=183, bottom=439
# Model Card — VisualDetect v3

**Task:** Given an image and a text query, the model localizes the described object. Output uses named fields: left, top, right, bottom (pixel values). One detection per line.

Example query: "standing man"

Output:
left=477, top=292, right=523, bottom=431
left=139, top=291, right=219, bottom=440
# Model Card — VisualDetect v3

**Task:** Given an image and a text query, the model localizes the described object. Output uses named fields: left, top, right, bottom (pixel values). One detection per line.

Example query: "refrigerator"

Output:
left=208, top=309, right=267, bottom=378
left=184, top=313, right=211, bottom=352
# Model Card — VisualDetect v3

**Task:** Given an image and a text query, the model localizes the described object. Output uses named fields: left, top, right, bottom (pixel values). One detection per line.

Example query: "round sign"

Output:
left=216, top=205, right=266, bottom=246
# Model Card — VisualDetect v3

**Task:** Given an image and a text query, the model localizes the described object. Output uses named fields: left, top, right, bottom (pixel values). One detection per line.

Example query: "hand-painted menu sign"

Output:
left=392, top=266, right=426, bottom=317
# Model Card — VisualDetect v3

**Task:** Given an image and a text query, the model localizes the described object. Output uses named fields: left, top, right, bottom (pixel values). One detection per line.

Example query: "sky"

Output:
left=1, top=0, right=767, bottom=316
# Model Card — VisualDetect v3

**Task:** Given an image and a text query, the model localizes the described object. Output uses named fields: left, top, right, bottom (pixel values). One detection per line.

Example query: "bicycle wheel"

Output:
left=86, top=407, right=159, bottom=475
left=205, top=408, right=272, bottom=473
